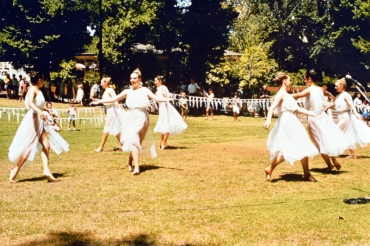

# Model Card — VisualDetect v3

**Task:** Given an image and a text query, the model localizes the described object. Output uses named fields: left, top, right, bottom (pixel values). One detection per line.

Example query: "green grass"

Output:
left=1, top=99, right=370, bottom=245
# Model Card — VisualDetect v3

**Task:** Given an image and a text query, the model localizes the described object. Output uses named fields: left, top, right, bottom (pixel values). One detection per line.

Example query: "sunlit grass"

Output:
left=1, top=98, right=370, bottom=245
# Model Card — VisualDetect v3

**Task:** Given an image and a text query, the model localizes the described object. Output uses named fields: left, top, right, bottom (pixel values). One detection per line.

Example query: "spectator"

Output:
left=75, top=84, right=84, bottom=105
left=90, top=80, right=101, bottom=99
left=259, top=84, right=271, bottom=119
left=4, top=73, right=11, bottom=99
left=43, top=75, right=51, bottom=101
left=18, top=77, right=25, bottom=102
left=45, top=102, right=60, bottom=132
left=353, top=93, right=363, bottom=114
left=232, top=92, right=241, bottom=121
left=179, top=92, right=188, bottom=121
left=67, top=102, right=77, bottom=131
left=11, top=74, right=18, bottom=99
left=205, top=88, right=215, bottom=120
left=65, top=79, right=74, bottom=102
left=187, top=78, right=200, bottom=96
left=178, top=80, right=187, bottom=94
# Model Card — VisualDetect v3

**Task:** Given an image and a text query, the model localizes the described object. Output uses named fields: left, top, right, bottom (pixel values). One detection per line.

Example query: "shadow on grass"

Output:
left=310, top=167, right=348, bottom=175
left=139, top=164, right=183, bottom=173
left=17, top=173, right=66, bottom=183
left=339, top=155, right=370, bottom=159
left=161, top=145, right=188, bottom=150
left=15, top=231, right=200, bottom=246
left=271, top=173, right=306, bottom=182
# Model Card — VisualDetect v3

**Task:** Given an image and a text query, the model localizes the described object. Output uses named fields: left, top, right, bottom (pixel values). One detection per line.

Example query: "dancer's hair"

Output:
left=273, top=72, right=289, bottom=87
left=30, top=73, right=44, bottom=85
left=132, top=70, right=142, bottom=79
left=336, top=78, right=347, bottom=89
left=305, top=69, right=319, bottom=82
left=155, top=75, right=164, bottom=82
left=101, top=77, right=112, bottom=85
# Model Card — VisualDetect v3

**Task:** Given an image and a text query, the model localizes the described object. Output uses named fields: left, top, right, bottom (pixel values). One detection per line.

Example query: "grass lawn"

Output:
left=1, top=98, right=370, bottom=245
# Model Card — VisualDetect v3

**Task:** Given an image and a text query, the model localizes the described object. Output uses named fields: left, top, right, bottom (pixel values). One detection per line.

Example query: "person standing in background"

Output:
left=260, top=84, right=271, bottom=119
left=232, top=92, right=241, bottom=121
left=205, top=88, right=215, bottom=120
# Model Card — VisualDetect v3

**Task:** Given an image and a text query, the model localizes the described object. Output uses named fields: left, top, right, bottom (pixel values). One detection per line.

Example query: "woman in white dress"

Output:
left=94, top=77, right=124, bottom=152
left=232, top=92, right=241, bottom=121
left=331, top=78, right=370, bottom=158
left=153, top=76, right=188, bottom=149
left=263, top=72, right=320, bottom=182
left=292, top=69, right=349, bottom=172
left=75, top=84, right=84, bottom=105
left=91, top=70, right=170, bottom=175
left=8, top=73, right=69, bottom=183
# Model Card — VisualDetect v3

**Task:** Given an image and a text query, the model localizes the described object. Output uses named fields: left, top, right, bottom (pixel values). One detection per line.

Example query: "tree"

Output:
left=0, top=0, right=92, bottom=74
left=180, top=1, right=237, bottom=81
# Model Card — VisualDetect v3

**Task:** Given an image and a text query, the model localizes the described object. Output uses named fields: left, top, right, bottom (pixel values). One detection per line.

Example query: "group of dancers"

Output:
left=7, top=69, right=370, bottom=183
left=91, top=71, right=187, bottom=175
left=8, top=70, right=187, bottom=183
left=264, top=70, right=370, bottom=182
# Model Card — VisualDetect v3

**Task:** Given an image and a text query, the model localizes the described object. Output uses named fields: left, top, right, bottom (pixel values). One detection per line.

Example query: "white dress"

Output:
left=120, top=87, right=151, bottom=152
left=303, top=86, right=349, bottom=156
left=75, top=88, right=84, bottom=102
left=335, top=92, right=370, bottom=148
left=267, top=92, right=319, bottom=164
left=154, top=85, right=187, bottom=136
left=8, top=92, right=69, bottom=165
left=102, top=88, right=124, bottom=136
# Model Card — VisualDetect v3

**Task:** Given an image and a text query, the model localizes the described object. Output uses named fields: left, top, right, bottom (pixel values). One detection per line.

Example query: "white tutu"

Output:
left=335, top=92, right=370, bottom=149
left=154, top=101, right=188, bottom=136
left=337, top=111, right=370, bottom=148
left=103, top=104, right=125, bottom=136
left=8, top=92, right=69, bottom=166
left=307, top=113, right=349, bottom=156
left=300, top=86, right=349, bottom=156
left=267, top=93, right=319, bottom=165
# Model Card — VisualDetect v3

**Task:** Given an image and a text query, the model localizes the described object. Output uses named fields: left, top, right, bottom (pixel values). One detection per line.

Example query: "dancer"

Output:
left=330, top=78, right=370, bottom=158
left=153, top=75, right=188, bottom=149
left=91, top=70, right=170, bottom=175
left=291, top=69, right=349, bottom=172
left=94, top=77, right=124, bottom=152
left=8, top=73, right=69, bottom=183
left=263, top=72, right=320, bottom=182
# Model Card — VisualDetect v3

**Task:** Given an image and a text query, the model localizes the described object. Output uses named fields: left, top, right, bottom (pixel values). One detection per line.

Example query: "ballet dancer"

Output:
left=263, top=72, right=320, bottom=182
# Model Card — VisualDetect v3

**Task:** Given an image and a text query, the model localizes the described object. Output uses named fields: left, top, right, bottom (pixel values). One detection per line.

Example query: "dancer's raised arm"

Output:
left=91, top=89, right=127, bottom=105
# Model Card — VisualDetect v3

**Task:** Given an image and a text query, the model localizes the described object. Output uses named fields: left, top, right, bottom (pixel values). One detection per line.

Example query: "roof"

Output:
left=224, top=50, right=242, bottom=56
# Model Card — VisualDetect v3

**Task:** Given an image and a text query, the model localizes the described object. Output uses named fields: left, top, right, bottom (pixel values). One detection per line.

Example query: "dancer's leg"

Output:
left=161, top=133, right=169, bottom=148
left=300, top=157, right=317, bottom=182
left=95, top=133, right=109, bottom=152
left=349, top=149, right=357, bottom=159
left=9, top=156, right=28, bottom=183
left=264, top=154, right=284, bottom=181
left=131, top=151, right=140, bottom=175
left=321, top=154, right=334, bottom=171
left=330, top=156, right=341, bottom=170
left=116, top=133, right=122, bottom=147
left=39, top=130, right=58, bottom=182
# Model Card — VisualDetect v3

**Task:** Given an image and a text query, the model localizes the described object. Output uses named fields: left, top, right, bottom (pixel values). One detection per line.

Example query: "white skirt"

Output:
left=154, top=102, right=188, bottom=136
left=9, top=109, right=69, bottom=166
left=267, top=111, right=319, bottom=165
